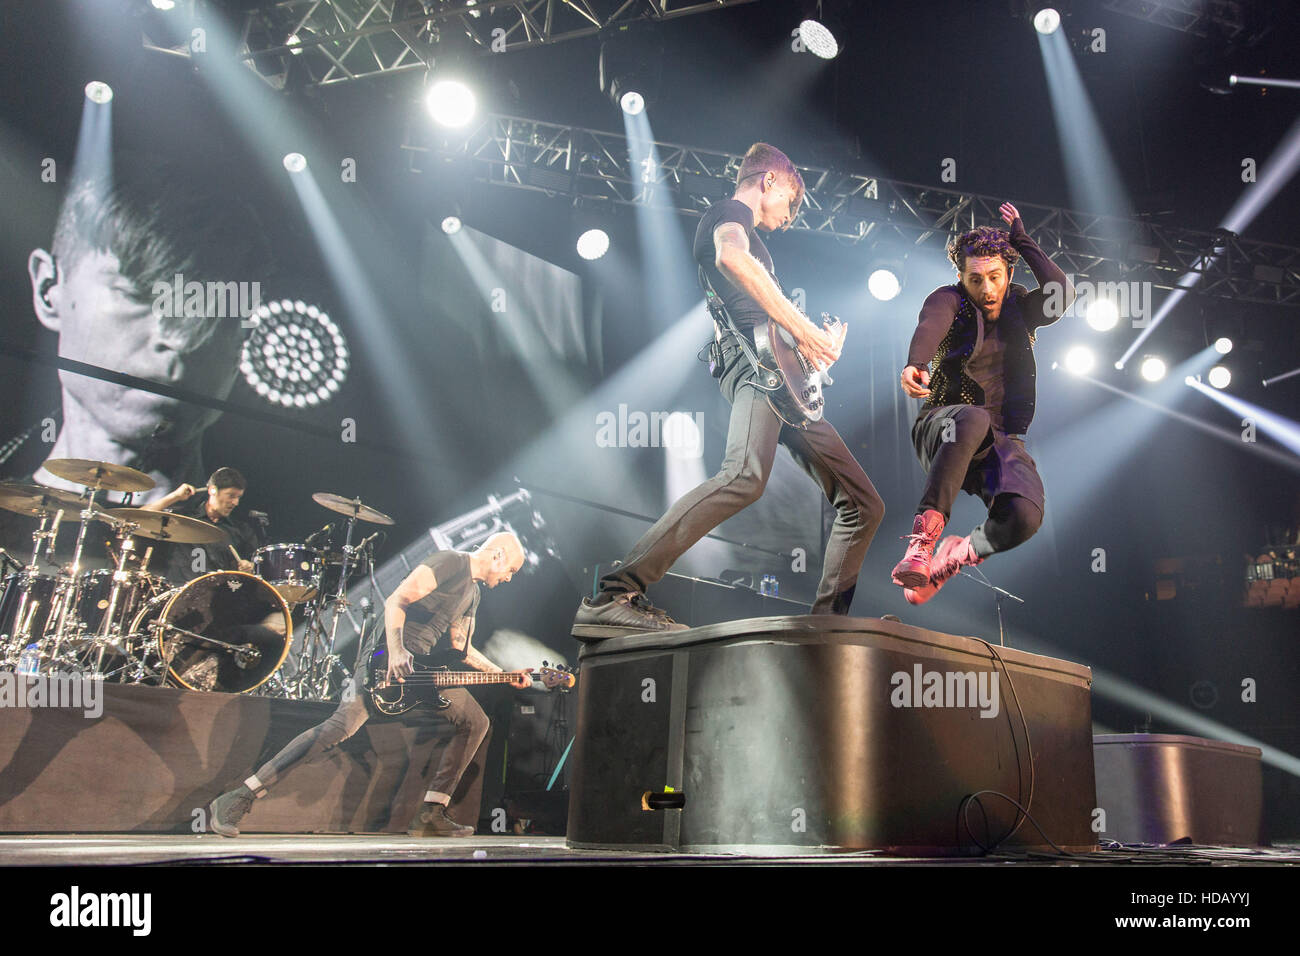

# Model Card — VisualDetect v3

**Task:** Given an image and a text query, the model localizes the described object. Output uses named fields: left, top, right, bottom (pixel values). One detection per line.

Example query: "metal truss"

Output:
left=404, top=112, right=1300, bottom=307
left=1099, top=0, right=1254, bottom=41
left=235, top=0, right=758, bottom=88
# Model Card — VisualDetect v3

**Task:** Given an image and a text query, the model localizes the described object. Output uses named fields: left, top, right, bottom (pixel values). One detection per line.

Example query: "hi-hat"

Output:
left=311, top=492, right=394, bottom=525
left=0, top=483, right=84, bottom=517
left=43, top=459, right=156, bottom=493
left=105, top=508, right=230, bottom=544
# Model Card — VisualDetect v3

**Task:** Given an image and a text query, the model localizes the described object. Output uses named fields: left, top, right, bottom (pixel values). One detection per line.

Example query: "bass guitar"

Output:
left=363, top=646, right=575, bottom=716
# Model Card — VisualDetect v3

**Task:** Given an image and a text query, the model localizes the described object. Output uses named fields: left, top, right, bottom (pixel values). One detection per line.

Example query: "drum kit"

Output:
left=0, top=459, right=393, bottom=699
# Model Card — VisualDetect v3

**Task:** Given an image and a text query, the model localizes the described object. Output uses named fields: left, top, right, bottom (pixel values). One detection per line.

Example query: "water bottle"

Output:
left=768, top=575, right=779, bottom=598
left=17, top=644, right=40, bottom=676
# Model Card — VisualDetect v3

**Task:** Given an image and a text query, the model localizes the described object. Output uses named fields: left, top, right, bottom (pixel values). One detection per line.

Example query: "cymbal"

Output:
left=0, top=482, right=84, bottom=517
left=104, top=508, right=230, bottom=544
left=43, top=458, right=156, bottom=493
left=311, top=492, right=395, bottom=525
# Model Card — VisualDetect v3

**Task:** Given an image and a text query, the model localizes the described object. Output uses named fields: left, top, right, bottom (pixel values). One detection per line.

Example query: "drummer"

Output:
left=143, top=467, right=260, bottom=582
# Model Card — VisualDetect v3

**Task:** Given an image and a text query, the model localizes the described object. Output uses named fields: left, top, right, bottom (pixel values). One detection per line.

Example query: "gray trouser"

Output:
left=251, top=677, right=489, bottom=801
left=600, top=337, right=885, bottom=614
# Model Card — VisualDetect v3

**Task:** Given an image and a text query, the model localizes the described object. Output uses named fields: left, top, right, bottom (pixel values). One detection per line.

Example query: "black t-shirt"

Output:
left=157, top=494, right=260, bottom=583
left=694, top=198, right=775, bottom=335
left=964, top=312, right=1009, bottom=431
left=400, top=550, right=481, bottom=657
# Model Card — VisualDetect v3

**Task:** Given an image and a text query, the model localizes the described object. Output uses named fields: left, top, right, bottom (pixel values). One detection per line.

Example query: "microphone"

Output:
left=358, top=530, right=383, bottom=551
left=247, top=510, right=269, bottom=524
left=304, top=522, right=335, bottom=545
left=0, top=548, right=22, bottom=572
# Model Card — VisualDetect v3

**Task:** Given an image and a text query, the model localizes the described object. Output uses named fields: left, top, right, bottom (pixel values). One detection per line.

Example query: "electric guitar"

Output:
left=363, top=646, right=575, bottom=716
left=751, top=311, right=844, bottom=426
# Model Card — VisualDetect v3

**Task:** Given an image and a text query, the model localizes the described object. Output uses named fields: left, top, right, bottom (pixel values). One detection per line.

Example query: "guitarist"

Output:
left=573, top=142, right=885, bottom=638
left=207, top=532, right=532, bottom=837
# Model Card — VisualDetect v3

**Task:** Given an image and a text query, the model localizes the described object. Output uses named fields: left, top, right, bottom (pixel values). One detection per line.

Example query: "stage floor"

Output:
left=2, top=834, right=1298, bottom=866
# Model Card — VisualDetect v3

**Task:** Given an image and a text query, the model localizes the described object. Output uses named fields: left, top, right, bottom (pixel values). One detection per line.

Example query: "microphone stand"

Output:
left=955, top=566, right=1025, bottom=647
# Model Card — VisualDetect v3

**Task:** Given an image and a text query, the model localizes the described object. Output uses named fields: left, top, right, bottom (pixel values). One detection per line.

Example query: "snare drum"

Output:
left=253, top=543, right=322, bottom=604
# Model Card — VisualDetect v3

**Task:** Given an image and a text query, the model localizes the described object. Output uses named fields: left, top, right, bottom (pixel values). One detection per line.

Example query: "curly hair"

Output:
left=947, top=226, right=1020, bottom=273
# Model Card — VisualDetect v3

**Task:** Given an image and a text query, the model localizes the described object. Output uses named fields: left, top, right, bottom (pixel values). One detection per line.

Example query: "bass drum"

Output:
left=131, top=571, right=291, bottom=693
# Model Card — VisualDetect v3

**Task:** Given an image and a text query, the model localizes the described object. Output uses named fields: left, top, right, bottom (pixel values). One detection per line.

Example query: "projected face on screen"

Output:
left=29, top=247, right=243, bottom=448
left=20, top=164, right=270, bottom=500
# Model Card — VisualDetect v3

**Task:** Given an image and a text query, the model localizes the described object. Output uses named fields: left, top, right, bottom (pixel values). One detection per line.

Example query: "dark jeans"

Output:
left=600, top=337, right=885, bottom=614
left=250, top=677, right=489, bottom=802
left=912, top=404, right=1044, bottom=559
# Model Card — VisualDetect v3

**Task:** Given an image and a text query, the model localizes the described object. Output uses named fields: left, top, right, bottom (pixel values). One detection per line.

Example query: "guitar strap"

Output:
left=698, top=266, right=781, bottom=393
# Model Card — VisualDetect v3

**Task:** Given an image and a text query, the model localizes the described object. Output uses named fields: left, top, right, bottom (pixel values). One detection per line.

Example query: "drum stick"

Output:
left=141, top=546, right=153, bottom=572
left=229, top=545, right=243, bottom=564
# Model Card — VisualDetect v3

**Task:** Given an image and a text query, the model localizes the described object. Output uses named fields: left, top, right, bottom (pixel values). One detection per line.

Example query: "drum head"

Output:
left=153, top=572, right=291, bottom=693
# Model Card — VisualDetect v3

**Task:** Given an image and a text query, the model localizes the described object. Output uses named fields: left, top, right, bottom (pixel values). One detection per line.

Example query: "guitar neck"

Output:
left=423, top=670, right=518, bottom=686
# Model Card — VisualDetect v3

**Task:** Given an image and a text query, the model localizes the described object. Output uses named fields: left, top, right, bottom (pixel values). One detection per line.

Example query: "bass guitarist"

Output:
left=207, top=532, right=532, bottom=837
left=572, top=142, right=885, bottom=638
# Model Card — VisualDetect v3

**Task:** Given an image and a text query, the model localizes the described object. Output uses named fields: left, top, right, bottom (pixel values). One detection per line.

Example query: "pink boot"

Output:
left=891, top=510, right=946, bottom=589
left=903, top=534, right=983, bottom=606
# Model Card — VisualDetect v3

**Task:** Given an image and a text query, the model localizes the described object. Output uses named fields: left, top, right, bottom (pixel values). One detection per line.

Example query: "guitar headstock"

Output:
left=536, top=664, right=576, bottom=691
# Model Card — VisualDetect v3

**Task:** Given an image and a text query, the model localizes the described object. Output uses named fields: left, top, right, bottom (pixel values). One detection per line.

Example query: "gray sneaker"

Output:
left=208, top=785, right=256, bottom=838
left=571, top=592, right=690, bottom=641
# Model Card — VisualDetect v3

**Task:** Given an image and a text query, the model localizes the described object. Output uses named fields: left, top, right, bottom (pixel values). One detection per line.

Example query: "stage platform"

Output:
left=0, top=833, right=1297, bottom=866
left=569, top=614, right=1098, bottom=854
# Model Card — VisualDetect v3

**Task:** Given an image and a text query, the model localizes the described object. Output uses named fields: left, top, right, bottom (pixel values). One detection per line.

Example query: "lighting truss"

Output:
left=404, top=112, right=1300, bottom=307
left=1100, top=0, right=1262, bottom=42
left=234, top=0, right=759, bottom=88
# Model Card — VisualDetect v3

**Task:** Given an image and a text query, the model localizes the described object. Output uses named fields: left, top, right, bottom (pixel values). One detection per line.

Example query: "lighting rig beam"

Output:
left=229, top=0, right=760, bottom=88
left=405, top=113, right=1300, bottom=307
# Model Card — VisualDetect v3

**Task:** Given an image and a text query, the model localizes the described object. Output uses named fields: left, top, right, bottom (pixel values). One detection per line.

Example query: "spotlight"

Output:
left=1033, top=8, right=1061, bottom=34
left=1085, top=298, right=1119, bottom=332
left=84, top=81, right=113, bottom=104
left=576, top=228, right=610, bottom=261
left=620, top=91, right=645, bottom=115
left=866, top=250, right=906, bottom=301
left=797, top=19, right=839, bottom=59
left=150, top=0, right=176, bottom=9
left=1214, top=336, right=1233, bottom=354
left=441, top=215, right=463, bottom=235
left=868, top=268, right=902, bottom=302
left=425, top=79, right=477, bottom=128
left=241, top=301, right=350, bottom=408
left=1208, top=365, right=1231, bottom=389
left=1140, top=356, right=1167, bottom=382
left=1064, top=345, right=1095, bottom=376
left=286, top=33, right=305, bottom=56
left=282, top=152, right=307, bottom=173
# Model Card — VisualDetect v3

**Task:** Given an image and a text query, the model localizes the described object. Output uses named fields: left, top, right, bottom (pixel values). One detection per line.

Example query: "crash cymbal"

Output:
left=311, top=492, right=394, bottom=525
left=104, top=508, right=230, bottom=544
left=43, top=458, right=156, bottom=493
left=0, top=483, right=84, bottom=517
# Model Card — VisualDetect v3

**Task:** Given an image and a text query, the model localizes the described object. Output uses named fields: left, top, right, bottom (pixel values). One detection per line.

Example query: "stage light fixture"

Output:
left=441, top=215, right=463, bottom=235
left=798, top=19, right=839, bottom=59
left=1064, top=345, right=1095, bottom=376
left=425, top=79, right=477, bottom=128
left=286, top=33, right=305, bottom=56
left=1033, top=8, right=1061, bottom=34
left=84, top=81, right=113, bottom=104
left=1209, top=365, right=1232, bottom=389
left=620, top=91, right=645, bottom=115
left=1215, top=336, right=1233, bottom=354
left=868, top=268, right=902, bottom=302
left=1085, top=298, right=1120, bottom=332
left=150, top=0, right=176, bottom=9
left=242, top=300, right=350, bottom=408
left=282, top=152, right=307, bottom=173
left=576, top=228, right=610, bottom=261
left=1140, top=356, right=1167, bottom=382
